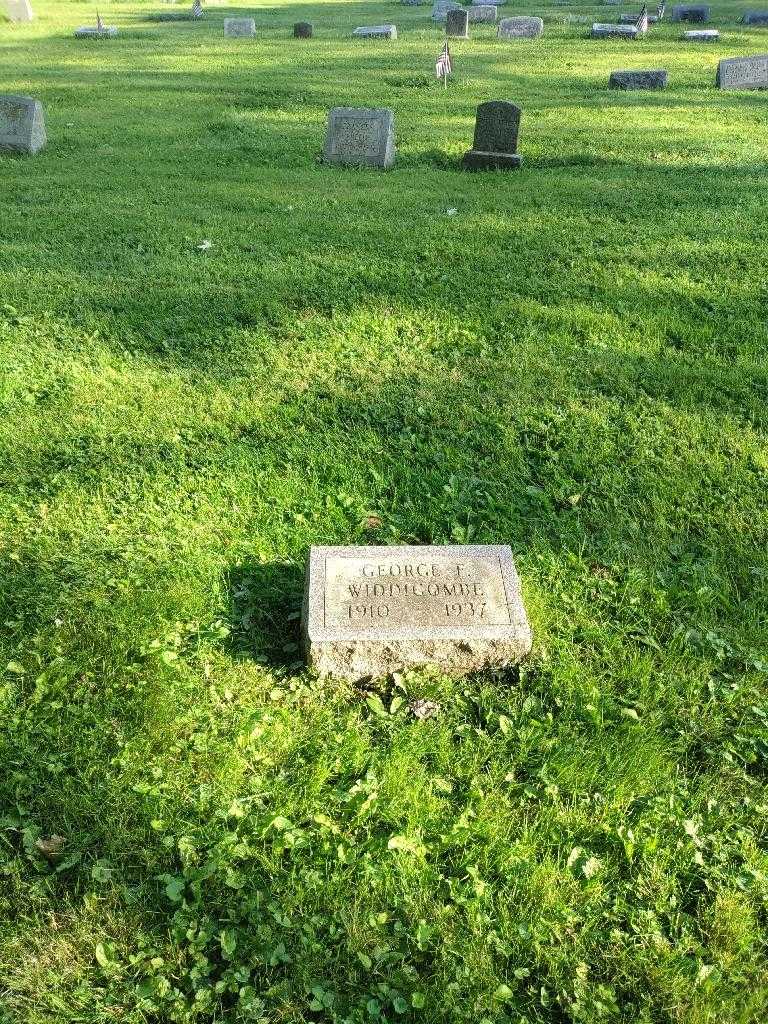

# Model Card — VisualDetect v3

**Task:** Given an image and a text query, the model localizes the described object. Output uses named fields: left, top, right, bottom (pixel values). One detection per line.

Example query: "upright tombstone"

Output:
left=0, top=95, right=46, bottom=155
left=446, top=7, right=469, bottom=37
left=294, top=20, right=312, bottom=37
left=4, top=0, right=34, bottom=22
left=592, top=21, right=639, bottom=37
left=683, top=28, right=718, bottom=39
left=672, top=3, right=709, bottom=21
left=610, top=68, right=668, bottom=88
left=717, top=54, right=768, bottom=89
left=432, top=0, right=462, bottom=21
left=223, top=17, right=255, bottom=36
left=498, top=16, right=543, bottom=38
left=744, top=10, right=768, bottom=24
left=352, top=24, right=397, bottom=38
left=324, top=107, right=395, bottom=169
left=468, top=5, right=497, bottom=22
left=462, top=100, right=522, bottom=170
left=302, top=545, right=531, bottom=681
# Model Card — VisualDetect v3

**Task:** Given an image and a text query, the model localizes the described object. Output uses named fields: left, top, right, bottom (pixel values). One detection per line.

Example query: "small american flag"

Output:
left=636, top=2, right=648, bottom=31
left=96, top=10, right=104, bottom=30
left=656, top=1, right=665, bottom=17
left=192, top=0, right=203, bottom=16
left=435, top=41, right=452, bottom=82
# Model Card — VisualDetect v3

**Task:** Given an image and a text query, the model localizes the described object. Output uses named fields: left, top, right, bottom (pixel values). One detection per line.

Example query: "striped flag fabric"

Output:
left=636, top=2, right=649, bottom=31
left=435, top=41, right=452, bottom=81
left=96, top=9, right=104, bottom=30
left=192, top=0, right=203, bottom=16
left=656, top=1, right=665, bottom=17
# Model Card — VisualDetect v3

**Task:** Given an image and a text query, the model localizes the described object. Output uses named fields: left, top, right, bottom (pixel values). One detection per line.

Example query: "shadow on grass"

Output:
left=226, top=560, right=305, bottom=664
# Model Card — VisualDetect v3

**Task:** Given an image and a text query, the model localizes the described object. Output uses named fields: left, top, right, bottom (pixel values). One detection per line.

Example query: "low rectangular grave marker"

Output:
left=0, top=94, right=45, bottom=154
left=684, top=28, right=718, bottom=39
left=498, top=15, right=543, bottom=37
left=610, top=69, right=668, bottom=88
left=744, top=10, right=768, bottom=24
left=323, top=106, right=395, bottom=168
left=468, top=5, right=497, bottom=22
left=302, top=545, right=531, bottom=680
left=672, top=4, right=709, bottom=21
left=224, top=17, right=255, bottom=36
left=717, top=53, right=768, bottom=89
left=353, top=23, right=397, bottom=38
left=592, top=22, right=639, bottom=37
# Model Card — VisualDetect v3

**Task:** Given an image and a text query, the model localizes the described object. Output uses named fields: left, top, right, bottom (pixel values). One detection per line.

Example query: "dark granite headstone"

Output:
left=462, top=101, right=521, bottom=170
left=744, top=10, right=768, bottom=24
left=672, top=4, right=709, bottom=21
left=294, top=21, right=312, bottom=37
left=609, top=69, right=668, bottom=89
left=446, top=7, right=469, bottom=36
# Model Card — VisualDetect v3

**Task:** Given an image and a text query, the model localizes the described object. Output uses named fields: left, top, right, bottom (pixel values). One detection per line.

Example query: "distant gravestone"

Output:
left=432, top=1, right=462, bottom=20
left=0, top=94, right=45, bottom=154
left=498, top=15, right=543, bottom=37
left=592, top=22, right=639, bottom=37
left=462, top=100, right=522, bottom=170
left=401, top=0, right=424, bottom=5
left=302, top=545, right=531, bottom=681
left=717, top=54, right=768, bottom=89
left=353, top=24, right=397, bottom=38
left=744, top=10, right=768, bottom=24
left=4, top=0, right=33, bottom=22
left=74, top=24, right=118, bottom=36
left=619, top=10, right=658, bottom=22
left=610, top=68, right=668, bottom=88
left=468, top=5, right=497, bottom=21
left=672, top=4, right=709, bottom=21
left=446, top=7, right=469, bottom=36
left=683, top=28, right=718, bottom=39
left=223, top=17, right=255, bottom=36
left=324, top=107, right=395, bottom=168
left=294, top=21, right=312, bottom=37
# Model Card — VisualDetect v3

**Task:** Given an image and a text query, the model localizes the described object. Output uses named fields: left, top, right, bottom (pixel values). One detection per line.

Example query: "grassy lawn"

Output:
left=1, top=0, right=768, bottom=1020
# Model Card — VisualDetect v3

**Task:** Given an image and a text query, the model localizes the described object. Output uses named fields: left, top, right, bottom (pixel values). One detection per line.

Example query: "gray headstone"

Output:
left=302, top=545, right=531, bottom=681
left=498, top=16, right=543, bottom=38
left=683, top=28, right=718, bottom=39
left=717, top=54, right=768, bottom=89
left=4, top=0, right=33, bottom=22
left=294, top=21, right=312, bottom=37
left=223, top=17, right=255, bottom=36
left=352, top=23, right=397, bottom=38
left=592, top=21, right=639, bottom=37
left=468, top=5, right=497, bottom=22
left=462, top=100, right=522, bottom=170
left=672, top=4, right=709, bottom=21
left=446, top=7, right=469, bottom=36
left=610, top=69, right=668, bottom=89
left=0, top=94, right=45, bottom=155
left=74, top=24, right=118, bottom=36
left=432, top=1, right=461, bottom=20
left=324, top=107, right=395, bottom=168
left=744, top=10, right=768, bottom=24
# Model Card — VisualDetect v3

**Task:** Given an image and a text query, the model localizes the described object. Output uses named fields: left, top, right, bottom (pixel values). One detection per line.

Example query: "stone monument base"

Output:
left=462, top=150, right=522, bottom=170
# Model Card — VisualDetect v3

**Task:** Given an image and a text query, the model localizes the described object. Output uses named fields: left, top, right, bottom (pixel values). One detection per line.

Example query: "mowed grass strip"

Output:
left=1, top=1, right=767, bottom=1021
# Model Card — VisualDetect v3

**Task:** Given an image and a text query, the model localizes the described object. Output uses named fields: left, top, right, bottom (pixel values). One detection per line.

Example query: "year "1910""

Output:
left=348, top=604, right=390, bottom=619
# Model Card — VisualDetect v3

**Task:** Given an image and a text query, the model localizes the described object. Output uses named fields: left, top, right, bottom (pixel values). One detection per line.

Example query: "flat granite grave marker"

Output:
left=468, top=5, right=497, bottom=22
left=74, top=23, right=118, bottom=36
left=223, top=17, right=255, bottom=36
left=672, top=3, right=709, bottom=21
left=302, top=545, right=531, bottom=680
left=717, top=53, right=768, bottom=89
left=498, top=15, right=543, bottom=38
left=294, top=20, right=312, bottom=37
left=744, top=10, right=768, bottom=24
left=592, top=22, right=639, bottom=37
left=324, top=107, right=395, bottom=168
left=353, top=23, right=397, bottom=38
left=462, top=100, right=522, bottom=170
left=446, top=7, right=469, bottom=37
left=4, top=0, right=34, bottom=22
left=610, top=68, right=668, bottom=88
left=683, top=28, right=718, bottom=39
left=0, top=94, right=45, bottom=154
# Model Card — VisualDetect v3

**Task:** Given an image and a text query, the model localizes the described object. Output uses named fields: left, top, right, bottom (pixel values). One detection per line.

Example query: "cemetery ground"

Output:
left=1, top=0, right=768, bottom=1020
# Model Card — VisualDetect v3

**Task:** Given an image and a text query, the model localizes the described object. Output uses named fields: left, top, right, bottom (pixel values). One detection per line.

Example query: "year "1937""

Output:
left=445, top=602, right=486, bottom=618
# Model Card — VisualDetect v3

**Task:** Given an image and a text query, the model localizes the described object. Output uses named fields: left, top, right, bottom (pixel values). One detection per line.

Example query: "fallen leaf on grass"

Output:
left=36, top=834, right=67, bottom=860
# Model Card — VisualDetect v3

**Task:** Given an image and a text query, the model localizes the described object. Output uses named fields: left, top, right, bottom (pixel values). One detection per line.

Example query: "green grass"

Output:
left=1, top=0, right=768, bottom=1020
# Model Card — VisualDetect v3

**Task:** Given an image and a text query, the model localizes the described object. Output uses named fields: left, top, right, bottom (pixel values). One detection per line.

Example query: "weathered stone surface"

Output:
left=672, top=4, right=709, bottom=21
left=74, top=25, right=118, bottom=36
left=619, top=11, right=658, bottom=22
left=302, top=545, right=531, bottom=681
left=609, top=68, right=668, bottom=88
left=324, top=107, right=395, bottom=168
left=293, top=20, right=312, bottom=37
left=223, top=17, right=255, bottom=36
left=4, top=0, right=33, bottom=22
left=717, top=53, right=768, bottom=89
left=472, top=0, right=505, bottom=5
left=432, top=1, right=462, bottom=21
left=353, top=23, right=397, bottom=38
left=744, top=10, right=768, bottom=24
left=498, top=15, right=543, bottom=37
left=0, top=94, right=45, bottom=154
left=468, top=5, right=497, bottom=21
left=683, top=28, right=718, bottom=39
left=446, top=7, right=469, bottom=36
left=592, top=21, right=639, bottom=37
left=462, top=100, right=522, bottom=170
